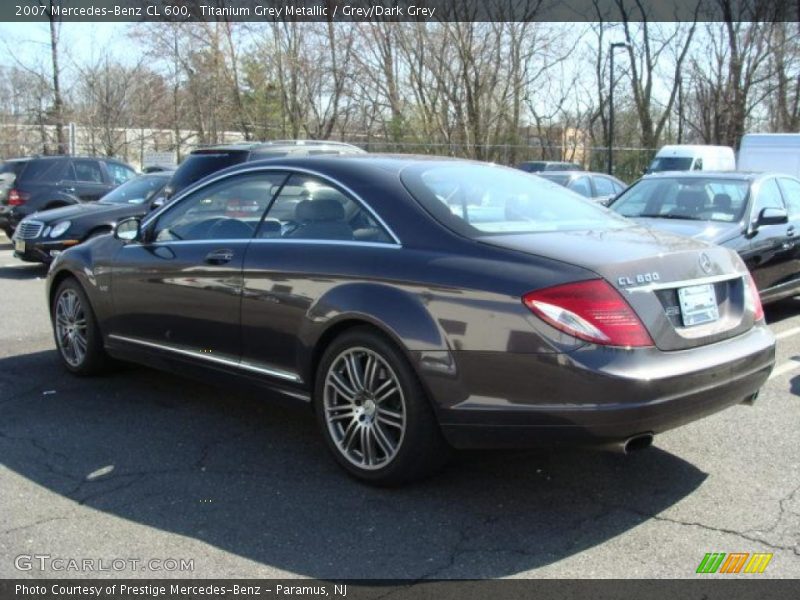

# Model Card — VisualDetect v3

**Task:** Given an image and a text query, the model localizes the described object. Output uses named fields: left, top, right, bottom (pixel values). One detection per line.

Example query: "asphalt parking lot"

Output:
left=0, top=232, right=798, bottom=580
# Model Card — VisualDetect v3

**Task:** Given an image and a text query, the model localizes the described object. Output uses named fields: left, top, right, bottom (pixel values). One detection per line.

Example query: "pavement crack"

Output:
left=1, top=515, right=72, bottom=536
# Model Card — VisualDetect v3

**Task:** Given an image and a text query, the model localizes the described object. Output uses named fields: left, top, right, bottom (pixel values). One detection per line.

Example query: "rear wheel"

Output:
left=52, top=278, right=108, bottom=375
left=314, top=327, right=450, bottom=485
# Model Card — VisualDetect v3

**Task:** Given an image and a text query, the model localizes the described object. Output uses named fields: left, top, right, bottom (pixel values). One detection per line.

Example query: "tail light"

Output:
left=7, top=189, right=28, bottom=206
left=744, top=273, right=764, bottom=321
left=522, top=279, right=653, bottom=347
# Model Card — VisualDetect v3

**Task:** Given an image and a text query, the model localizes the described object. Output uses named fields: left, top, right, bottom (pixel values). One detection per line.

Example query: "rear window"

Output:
left=401, top=163, right=628, bottom=237
left=517, top=162, right=545, bottom=172
left=648, top=156, right=693, bottom=173
left=17, top=158, right=66, bottom=183
left=539, top=173, right=571, bottom=186
left=0, top=160, right=28, bottom=177
left=166, top=151, right=249, bottom=196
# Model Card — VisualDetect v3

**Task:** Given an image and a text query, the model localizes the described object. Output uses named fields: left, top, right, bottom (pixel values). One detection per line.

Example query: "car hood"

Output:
left=31, top=202, right=143, bottom=224
left=628, top=217, right=743, bottom=245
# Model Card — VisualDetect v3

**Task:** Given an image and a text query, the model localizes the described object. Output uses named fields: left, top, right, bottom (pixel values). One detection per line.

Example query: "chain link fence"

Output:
left=0, top=124, right=657, bottom=184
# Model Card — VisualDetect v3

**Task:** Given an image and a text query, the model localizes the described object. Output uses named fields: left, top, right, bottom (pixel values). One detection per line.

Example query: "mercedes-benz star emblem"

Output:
left=699, top=253, right=713, bottom=274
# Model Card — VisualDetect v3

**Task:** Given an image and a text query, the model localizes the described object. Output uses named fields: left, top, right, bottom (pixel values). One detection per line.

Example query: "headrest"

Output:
left=295, top=198, right=345, bottom=222
left=713, top=193, right=732, bottom=210
left=676, top=189, right=706, bottom=209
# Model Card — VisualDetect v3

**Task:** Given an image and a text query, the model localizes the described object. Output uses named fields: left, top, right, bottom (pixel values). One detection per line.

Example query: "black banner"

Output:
left=3, top=0, right=798, bottom=23
left=2, top=580, right=800, bottom=600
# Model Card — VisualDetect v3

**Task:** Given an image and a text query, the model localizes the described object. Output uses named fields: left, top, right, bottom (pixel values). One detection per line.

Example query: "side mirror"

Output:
left=756, top=207, right=789, bottom=227
left=149, top=195, right=166, bottom=211
left=114, top=217, right=141, bottom=242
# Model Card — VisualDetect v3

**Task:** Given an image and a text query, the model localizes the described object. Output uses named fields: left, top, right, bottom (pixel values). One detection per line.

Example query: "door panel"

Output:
left=67, top=159, right=112, bottom=201
left=109, top=172, right=288, bottom=363
left=744, top=178, right=794, bottom=293
left=241, top=173, right=396, bottom=379
left=109, top=241, right=247, bottom=359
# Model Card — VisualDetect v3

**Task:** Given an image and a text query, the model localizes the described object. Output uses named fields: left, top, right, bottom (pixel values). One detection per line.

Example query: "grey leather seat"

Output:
left=287, top=196, right=353, bottom=240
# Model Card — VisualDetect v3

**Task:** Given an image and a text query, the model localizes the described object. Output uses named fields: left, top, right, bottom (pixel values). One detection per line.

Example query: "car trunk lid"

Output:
left=479, top=225, right=754, bottom=351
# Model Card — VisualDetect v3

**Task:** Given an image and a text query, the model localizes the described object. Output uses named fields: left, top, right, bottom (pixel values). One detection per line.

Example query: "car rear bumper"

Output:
left=419, top=325, right=775, bottom=449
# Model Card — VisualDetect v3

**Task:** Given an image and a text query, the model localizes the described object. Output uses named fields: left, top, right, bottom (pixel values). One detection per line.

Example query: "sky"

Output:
left=0, top=22, right=132, bottom=69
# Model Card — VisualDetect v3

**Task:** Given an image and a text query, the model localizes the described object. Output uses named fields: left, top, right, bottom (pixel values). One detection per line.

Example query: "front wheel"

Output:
left=52, top=278, right=108, bottom=375
left=314, top=327, right=450, bottom=485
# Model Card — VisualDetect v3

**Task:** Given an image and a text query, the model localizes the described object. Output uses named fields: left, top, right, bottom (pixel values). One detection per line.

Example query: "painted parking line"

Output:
left=768, top=358, right=800, bottom=380
left=774, top=326, right=800, bottom=341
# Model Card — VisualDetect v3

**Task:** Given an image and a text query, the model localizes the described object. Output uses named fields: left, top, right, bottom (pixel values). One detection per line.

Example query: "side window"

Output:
left=107, top=162, right=136, bottom=185
left=593, top=176, right=616, bottom=197
left=72, top=160, right=104, bottom=183
left=568, top=176, right=592, bottom=198
left=778, top=178, right=800, bottom=218
left=693, top=158, right=703, bottom=171
left=262, top=174, right=393, bottom=243
left=612, top=180, right=625, bottom=194
left=752, top=178, right=786, bottom=220
left=152, top=173, right=287, bottom=242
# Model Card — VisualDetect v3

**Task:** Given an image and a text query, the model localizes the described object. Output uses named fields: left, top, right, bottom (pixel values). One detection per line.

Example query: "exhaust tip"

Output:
left=623, top=433, right=654, bottom=454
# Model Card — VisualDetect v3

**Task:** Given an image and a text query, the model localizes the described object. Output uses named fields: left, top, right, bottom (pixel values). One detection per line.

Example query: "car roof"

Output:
left=4, top=155, right=123, bottom=161
left=191, top=140, right=364, bottom=153
left=642, top=171, right=770, bottom=181
left=241, top=153, right=486, bottom=173
left=540, top=170, right=612, bottom=177
left=180, top=154, right=503, bottom=193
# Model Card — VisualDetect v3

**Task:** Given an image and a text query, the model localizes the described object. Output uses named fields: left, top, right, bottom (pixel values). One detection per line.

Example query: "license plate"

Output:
left=14, top=239, right=25, bottom=253
left=678, top=283, right=719, bottom=327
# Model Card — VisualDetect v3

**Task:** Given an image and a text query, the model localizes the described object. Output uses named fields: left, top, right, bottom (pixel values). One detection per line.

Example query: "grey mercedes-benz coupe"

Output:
left=46, top=155, right=775, bottom=484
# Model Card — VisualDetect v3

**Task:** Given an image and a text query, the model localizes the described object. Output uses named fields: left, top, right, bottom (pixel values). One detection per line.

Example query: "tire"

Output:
left=314, top=327, right=451, bottom=485
left=51, top=278, right=109, bottom=375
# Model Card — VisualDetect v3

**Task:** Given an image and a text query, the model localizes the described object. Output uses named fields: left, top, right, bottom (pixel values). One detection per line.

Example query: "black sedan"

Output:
left=12, top=172, right=171, bottom=264
left=46, top=156, right=775, bottom=484
left=609, top=171, right=800, bottom=304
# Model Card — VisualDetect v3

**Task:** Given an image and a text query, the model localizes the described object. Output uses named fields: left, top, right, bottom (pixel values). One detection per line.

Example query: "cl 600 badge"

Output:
left=618, top=272, right=661, bottom=286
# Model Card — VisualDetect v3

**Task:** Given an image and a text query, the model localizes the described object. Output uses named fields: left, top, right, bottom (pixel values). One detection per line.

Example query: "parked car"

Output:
left=0, top=155, right=137, bottom=237
left=12, top=171, right=172, bottom=264
left=609, top=171, right=800, bottom=303
left=538, top=171, right=626, bottom=205
left=47, top=156, right=774, bottom=484
left=162, top=140, right=365, bottom=202
left=516, top=160, right=583, bottom=173
left=738, top=133, right=800, bottom=178
left=646, top=145, right=736, bottom=174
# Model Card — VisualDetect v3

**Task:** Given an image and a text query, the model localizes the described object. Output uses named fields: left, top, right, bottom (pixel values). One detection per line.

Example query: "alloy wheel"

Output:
left=55, top=289, right=88, bottom=367
left=323, top=347, right=407, bottom=470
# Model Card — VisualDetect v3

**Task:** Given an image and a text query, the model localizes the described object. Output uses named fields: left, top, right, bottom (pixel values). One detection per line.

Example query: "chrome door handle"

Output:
left=204, top=249, right=234, bottom=265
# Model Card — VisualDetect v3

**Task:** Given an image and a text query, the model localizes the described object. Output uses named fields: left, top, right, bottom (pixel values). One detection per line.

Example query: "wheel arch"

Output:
left=300, top=283, right=452, bottom=404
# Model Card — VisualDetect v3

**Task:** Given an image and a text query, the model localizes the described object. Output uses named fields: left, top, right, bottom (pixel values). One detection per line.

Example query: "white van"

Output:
left=738, top=133, right=800, bottom=177
left=646, top=145, right=736, bottom=173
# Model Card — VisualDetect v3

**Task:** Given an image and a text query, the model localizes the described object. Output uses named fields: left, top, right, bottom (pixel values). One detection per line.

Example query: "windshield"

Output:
left=610, top=177, right=750, bottom=223
left=401, top=163, right=630, bottom=237
left=539, top=173, right=571, bottom=186
left=648, top=156, right=693, bottom=173
left=99, top=175, right=168, bottom=205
